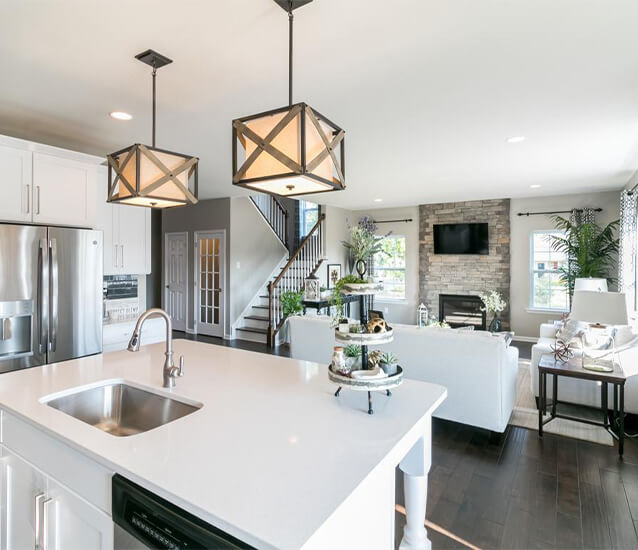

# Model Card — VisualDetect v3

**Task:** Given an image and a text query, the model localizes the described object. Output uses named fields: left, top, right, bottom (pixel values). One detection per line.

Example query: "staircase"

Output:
left=235, top=196, right=325, bottom=346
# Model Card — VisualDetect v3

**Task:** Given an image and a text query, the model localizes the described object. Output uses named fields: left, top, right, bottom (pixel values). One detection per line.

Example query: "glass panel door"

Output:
left=195, top=231, right=225, bottom=337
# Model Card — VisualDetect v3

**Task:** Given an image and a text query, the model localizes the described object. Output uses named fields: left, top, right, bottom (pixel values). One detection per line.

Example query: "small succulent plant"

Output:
left=344, top=344, right=362, bottom=358
left=380, top=352, right=398, bottom=365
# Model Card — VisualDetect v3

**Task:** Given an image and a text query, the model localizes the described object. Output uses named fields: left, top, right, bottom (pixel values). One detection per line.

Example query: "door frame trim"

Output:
left=193, top=230, right=226, bottom=337
left=164, top=231, right=188, bottom=332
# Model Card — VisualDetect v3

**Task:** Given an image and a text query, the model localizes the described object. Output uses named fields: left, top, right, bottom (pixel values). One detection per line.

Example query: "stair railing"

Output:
left=268, top=213, right=325, bottom=346
left=250, top=194, right=288, bottom=248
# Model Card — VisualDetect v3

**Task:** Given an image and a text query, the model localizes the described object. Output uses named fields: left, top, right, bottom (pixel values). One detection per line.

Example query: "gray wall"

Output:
left=229, top=197, right=288, bottom=326
left=146, top=210, right=162, bottom=309
left=510, top=190, right=621, bottom=338
left=162, top=198, right=231, bottom=334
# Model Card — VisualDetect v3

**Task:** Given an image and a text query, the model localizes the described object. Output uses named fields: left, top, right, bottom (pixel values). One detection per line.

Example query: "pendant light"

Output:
left=232, top=0, right=345, bottom=198
left=107, top=49, right=199, bottom=209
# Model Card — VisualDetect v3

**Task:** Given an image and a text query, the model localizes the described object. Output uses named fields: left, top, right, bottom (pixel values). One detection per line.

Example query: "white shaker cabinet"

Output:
left=0, top=447, right=48, bottom=550
left=32, top=152, right=97, bottom=228
left=96, top=168, right=151, bottom=275
left=0, top=144, right=32, bottom=223
left=45, top=477, right=114, bottom=550
left=0, top=447, right=113, bottom=550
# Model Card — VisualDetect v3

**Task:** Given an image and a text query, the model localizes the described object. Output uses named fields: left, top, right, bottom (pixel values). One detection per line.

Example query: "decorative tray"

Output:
left=328, top=366, right=404, bottom=391
left=334, top=328, right=394, bottom=345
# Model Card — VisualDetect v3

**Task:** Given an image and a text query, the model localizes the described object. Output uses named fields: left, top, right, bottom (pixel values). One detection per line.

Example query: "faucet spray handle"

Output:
left=178, top=355, right=185, bottom=377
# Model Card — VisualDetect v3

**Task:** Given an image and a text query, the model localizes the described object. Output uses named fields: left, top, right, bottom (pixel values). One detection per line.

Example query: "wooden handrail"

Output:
left=270, top=213, right=325, bottom=288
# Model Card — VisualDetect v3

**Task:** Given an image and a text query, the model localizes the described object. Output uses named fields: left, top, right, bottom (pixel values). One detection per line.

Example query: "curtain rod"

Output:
left=516, top=208, right=602, bottom=217
left=373, top=218, right=413, bottom=224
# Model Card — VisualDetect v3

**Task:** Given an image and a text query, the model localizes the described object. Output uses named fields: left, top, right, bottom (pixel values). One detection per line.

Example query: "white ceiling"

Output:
left=0, top=0, right=637, bottom=209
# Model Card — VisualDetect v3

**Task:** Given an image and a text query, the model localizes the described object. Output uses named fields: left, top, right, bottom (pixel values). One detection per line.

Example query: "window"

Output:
left=299, top=200, right=320, bottom=238
left=530, top=231, right=569, bottom=310
left=372, top=235, right=406, bottom=300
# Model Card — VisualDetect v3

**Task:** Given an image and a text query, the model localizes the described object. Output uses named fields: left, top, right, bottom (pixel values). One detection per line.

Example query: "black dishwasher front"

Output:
left=112, top=474, right=253, bottom=550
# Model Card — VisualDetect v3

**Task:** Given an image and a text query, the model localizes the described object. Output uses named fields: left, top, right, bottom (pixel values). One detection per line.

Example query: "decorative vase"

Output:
left=488, top=314, right=501, bottom=333
left=355, top=259, right=367, bottom=278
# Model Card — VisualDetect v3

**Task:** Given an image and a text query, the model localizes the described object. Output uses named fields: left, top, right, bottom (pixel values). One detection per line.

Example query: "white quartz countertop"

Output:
left=0, top=340, right=446, bottom=549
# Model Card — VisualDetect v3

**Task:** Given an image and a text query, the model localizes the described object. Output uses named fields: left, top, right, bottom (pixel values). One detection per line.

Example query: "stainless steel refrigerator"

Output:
left=0, top=224, right=102, bottom=374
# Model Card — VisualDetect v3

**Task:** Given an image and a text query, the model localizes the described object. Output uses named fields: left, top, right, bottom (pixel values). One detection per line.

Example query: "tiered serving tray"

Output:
left=334, top=328, right=394, bottom=346
left=329, top=283, right=403, bottom=414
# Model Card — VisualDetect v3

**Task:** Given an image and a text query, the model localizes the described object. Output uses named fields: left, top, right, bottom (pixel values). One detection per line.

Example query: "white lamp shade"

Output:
left=570, top=291, right=629, bottom=325
left=574, top=278, right=608, bottom=292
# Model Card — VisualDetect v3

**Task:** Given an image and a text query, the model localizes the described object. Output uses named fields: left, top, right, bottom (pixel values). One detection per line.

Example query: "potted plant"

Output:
left=479, top=290, right=507, bottom=332
left=548, top=216, right=620, bottom=304
left=337, top=317, right=349, bottom=334
left=279, top=290, right=304, bottom=343
left=344, top=345, right=362, bottom=371
left=341, top=218, right=389, bottom=278
left=330, top=274, right=365, bottom=326
left=379, top=352, right=398, bottom=376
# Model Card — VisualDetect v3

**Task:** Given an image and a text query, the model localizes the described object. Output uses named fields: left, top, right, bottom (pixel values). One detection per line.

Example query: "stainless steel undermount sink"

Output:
left=43, top=382, right=202, bottom=437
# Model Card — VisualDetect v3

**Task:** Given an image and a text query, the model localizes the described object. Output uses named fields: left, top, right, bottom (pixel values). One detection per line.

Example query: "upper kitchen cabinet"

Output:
left=32, top=153, right=96, bottom=227
left=0, top=144, right=33, bottom=223
left=0, top=135, right=102, bottom=228
left=96, top=167, right=151, bottom=275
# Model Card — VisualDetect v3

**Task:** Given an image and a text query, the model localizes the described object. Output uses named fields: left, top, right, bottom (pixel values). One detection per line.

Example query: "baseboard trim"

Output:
left=513, top=336, right=538, bottom=343
left=185, top=327, right=196, bottom=335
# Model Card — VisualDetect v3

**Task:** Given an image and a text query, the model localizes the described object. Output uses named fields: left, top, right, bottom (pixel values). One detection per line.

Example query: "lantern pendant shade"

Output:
left=107, top=49, right=199, bottom=209
left=233, top=102, right=345, bottom=197
left=107, top=143, right=198, bottom=209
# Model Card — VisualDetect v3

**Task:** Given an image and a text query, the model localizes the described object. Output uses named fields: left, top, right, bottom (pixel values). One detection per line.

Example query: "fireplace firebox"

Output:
left=439, top=294, right=486, bottom=330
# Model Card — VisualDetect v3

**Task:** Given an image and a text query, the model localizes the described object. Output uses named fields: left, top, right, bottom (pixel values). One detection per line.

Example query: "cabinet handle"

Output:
left=121, top=244, right=124, bottom=268
left=42, top=498, right=54, bottom=550
left=113, top=244, right=117, bottom=268
left=36, top=185, right=41, bottom=215
left=34, top=492, right=46, bottom=549
left=26, top=184, right=30, bottom=214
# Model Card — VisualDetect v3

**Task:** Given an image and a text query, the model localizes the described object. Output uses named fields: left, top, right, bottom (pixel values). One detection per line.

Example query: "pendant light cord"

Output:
left=152, top=64, right=157, bottom=148
left=288, top=2, right=294, bottom=106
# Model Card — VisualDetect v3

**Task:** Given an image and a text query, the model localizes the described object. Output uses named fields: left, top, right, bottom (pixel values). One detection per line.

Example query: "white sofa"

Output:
left=530, top=323, right=638, bottom=414
left=288, top=316, right=519, bottom=432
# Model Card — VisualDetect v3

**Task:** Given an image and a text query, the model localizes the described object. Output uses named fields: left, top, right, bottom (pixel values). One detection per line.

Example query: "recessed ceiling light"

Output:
left=374, top=198, right=383, bottom=203
left=109, top=111, right=132, bottom=121
left=530, top=184, right=542, bottom=189
left=507, top=136, right=526, bottom=143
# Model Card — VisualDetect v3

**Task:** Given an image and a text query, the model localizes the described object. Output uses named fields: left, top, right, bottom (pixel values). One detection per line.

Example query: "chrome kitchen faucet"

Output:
left=127, top=308, right=183, bottom=388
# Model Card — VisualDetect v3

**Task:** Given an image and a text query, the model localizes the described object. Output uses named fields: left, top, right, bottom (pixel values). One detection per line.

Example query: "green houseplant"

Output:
left=281, top=290, right=304, bottom=317
left=379, top=352, right=398, bottom=375
left=548, top=216, right=620, bottom=301
left=330, top=274, right=365, bottom=326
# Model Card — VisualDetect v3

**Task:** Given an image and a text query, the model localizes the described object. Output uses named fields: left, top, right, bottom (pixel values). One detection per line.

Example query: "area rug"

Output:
left=510, top=360, right=613, bottom=446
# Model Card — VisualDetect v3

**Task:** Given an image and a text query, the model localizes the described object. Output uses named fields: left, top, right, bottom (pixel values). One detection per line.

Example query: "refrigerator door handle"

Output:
left=49, top=238, right=58, bottom=352
left=38, top=238, right=49, bottom=354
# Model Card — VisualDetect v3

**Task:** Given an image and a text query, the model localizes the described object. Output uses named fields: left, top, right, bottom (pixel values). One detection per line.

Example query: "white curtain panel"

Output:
left=619, top=190, right=637, bottom=310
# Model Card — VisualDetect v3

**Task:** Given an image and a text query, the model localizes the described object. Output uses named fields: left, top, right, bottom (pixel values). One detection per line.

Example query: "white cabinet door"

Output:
left=96, top=169, right=119, bottom=275
left=33, top=153, right=97, bottom=227
left=117, top=205, right=150, bottom=275
left=0, top=448, right=48, bottom=550
left=0, top=145, right=32, bottom=223
left=45, top=478, right=113, bottom=550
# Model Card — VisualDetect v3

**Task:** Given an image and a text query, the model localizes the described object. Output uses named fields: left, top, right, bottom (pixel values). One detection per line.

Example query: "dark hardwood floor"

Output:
left=177, top=332, right=638, bottom=549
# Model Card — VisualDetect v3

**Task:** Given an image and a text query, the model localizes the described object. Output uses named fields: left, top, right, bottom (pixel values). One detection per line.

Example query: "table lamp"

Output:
left=570, top=290, right=629, bottom=372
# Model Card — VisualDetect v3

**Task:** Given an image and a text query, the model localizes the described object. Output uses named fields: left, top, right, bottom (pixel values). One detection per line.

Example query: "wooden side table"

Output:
left=538, top=354, right=626, bottom=456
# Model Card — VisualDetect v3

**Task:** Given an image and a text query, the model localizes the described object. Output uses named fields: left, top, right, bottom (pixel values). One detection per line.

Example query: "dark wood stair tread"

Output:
left=236, top=326, right=268, bottom=334
left=244, top=315, right=269, bottom=321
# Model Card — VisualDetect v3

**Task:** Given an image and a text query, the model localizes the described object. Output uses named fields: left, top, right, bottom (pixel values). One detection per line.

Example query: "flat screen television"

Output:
left=433, top=223, right=489, bottom=255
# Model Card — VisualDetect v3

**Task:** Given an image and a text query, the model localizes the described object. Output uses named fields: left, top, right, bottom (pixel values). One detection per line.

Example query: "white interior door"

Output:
left=165, top=232, right=188, bottom=332
left=195, top=231, right=225, bottom=338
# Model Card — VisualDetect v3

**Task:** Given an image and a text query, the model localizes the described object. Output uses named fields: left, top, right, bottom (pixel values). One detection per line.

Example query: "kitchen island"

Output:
left=0, top=340, right=446, bottom=549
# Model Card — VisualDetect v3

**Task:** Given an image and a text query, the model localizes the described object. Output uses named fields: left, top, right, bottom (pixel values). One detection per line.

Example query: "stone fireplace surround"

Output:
left=419, top=199, right=511, bottom=330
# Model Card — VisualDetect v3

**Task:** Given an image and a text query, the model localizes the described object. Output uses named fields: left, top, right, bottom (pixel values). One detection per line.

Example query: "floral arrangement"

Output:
left=479, top=291, right=507, bottom=314
left=341, top=225, right=386, bottom=263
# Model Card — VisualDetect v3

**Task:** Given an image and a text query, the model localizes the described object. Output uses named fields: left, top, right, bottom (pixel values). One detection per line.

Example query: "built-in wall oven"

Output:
left=112, top=475, right=253, bottom=549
